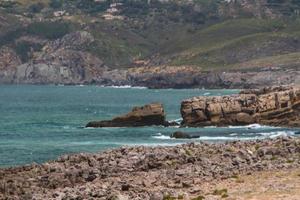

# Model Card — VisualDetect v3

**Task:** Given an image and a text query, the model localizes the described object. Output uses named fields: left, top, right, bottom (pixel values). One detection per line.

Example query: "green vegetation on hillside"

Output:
left=1, top=0, right=300, bottom=70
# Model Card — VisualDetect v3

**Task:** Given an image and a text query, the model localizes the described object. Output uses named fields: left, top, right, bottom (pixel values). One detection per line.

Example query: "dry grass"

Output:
left=198, top=168, right=300, bottom=200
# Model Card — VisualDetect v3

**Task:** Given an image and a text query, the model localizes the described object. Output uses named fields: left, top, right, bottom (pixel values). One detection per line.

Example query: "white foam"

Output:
left=204, top=126, right=217, bottom=128
left=103, top=85, right=148, bottom=89
left=152, top=135, right=173, bottom=140
left=203, top=92, right=211, bottom=96
left=152, top=134, right=254, bottom=141
left=152, top=131, right=295, bottom=142
left=196, top=136, right=257, bottom=141
left=169, top=118, right=183, bottom=123
left=228, top=124, right=271, bottom=129
left=127, top=143, right=183, bottom=147
left=62, top=126, right=77, bottom=130
left=259, top=131, right=295, bottom=138
left=84, top=127, right=96, bottom=129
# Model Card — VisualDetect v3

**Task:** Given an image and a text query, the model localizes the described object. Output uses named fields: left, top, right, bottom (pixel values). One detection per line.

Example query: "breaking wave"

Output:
left=152, top=130, right=295, bottom=141
left=228, top=124, right=272, bottom=129
left=102, top=85, right=148, bottom=89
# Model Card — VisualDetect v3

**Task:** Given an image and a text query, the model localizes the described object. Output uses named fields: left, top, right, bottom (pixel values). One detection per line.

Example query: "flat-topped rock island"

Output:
left=181, top=86, right=300, bottom=127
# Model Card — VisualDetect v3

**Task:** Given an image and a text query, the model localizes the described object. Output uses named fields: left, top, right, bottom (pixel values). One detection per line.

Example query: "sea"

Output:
left=0, top=85, right=299, bottom=167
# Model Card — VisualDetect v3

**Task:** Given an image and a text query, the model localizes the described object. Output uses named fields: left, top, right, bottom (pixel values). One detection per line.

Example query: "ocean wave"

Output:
left=70, top=141, right=182, bottom=147
left=152, top=135, right=174, bottom=140
left=62, top=125, right=78, bottom=130
left=259, top=131, right=295, bottom=137
left=102, top=85, right=148, bottom=89
left=128, top=143, right=183, bottom=147
left=84, top=127, right=97, bottom=129
left=228, top=124, right=272, bottom=129
left=152, top=134, right=256, bottom=141
left=169, top=118, right=183, bottom=123
left=152, top=130, right=295, bottom=141
left=197, top=136, right=256, bottom=141
left=204, top=126, right=217, bottom=128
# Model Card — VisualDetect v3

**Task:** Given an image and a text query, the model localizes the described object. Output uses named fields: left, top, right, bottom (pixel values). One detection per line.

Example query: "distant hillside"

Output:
left=0, top=0, right=299, bottom=87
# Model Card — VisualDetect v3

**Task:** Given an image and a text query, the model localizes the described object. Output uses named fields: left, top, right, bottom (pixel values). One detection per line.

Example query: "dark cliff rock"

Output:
left=97, top=66, right=300, bottom=89
left=181, top=86, right=300, bottom=127
left=86, top=103, right=169, bottom=127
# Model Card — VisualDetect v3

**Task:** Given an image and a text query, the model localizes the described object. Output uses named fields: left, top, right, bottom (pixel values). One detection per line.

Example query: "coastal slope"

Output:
left=0, top=0, right=300, bottom=87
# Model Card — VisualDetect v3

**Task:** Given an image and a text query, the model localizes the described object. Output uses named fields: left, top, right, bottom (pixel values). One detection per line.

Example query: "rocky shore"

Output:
left=1, top=137, right=300, bottom=200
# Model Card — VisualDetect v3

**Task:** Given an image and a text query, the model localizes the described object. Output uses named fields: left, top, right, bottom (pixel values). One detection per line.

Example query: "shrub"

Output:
left=28, top=2, right=45, bottom=13
left=0, top=1, right=17, bottom=9
left=15, top=42, right=42, bottom=62
left=49, top=0, right=63, bottom=9
left=75, top=0, right=111, bottom=13
left=26, top=21, right=71, bottom=39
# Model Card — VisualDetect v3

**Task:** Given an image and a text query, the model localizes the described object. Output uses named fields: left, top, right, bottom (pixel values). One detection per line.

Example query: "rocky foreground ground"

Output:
left=1, top=137, right=300, bottom=200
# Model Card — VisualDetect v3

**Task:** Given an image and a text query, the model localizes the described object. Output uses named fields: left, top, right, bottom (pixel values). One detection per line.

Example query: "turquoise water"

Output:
left=0, top=85, right=298, bottom=167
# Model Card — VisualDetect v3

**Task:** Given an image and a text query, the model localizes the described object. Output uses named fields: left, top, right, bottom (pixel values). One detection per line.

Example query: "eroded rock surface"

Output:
left=1, top=137, right=300, bottom=199
left=86, top=103, right=169, bottom=127
left=181, top=86, right=300, bottom=127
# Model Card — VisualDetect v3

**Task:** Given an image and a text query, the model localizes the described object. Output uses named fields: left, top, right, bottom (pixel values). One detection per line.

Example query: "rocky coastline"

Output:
left=1, top=137, right=300, bottom=199
left=0, top=31, right=299, bottom=89
left=1, top=63, right=299, bottom=89
left=86, top=86, right=300, bottom=133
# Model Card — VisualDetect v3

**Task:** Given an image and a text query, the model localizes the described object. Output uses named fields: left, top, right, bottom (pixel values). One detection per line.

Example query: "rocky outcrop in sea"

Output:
left=1, top=137, right=300, bottom=199
left=86, top=103, right=171, bottom=128
left=181, top=86, right=300, bottom=127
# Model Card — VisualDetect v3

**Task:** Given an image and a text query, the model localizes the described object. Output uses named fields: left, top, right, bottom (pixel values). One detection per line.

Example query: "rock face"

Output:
left=181, top=86, right=300, bottom=127
left=0, top=46, right=22, bottom=83
left=98, top=66, right=300, bottom=89
left=0, top=31, right=107, bottom=84
left=86, top=103, right=169, bottom=127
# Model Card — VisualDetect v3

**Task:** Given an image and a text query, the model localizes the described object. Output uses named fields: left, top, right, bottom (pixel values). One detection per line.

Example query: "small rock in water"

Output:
left=170, top=131, right=199, bottom=139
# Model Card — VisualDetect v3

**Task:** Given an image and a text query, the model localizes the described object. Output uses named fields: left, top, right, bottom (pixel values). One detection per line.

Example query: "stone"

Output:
left=181, top=86, right=300, bottom=127
left=170, top=131, right=200, bottom=139
left=236, top=113, right=255, bottom=124
left=86, top=103, right=169, bottom=127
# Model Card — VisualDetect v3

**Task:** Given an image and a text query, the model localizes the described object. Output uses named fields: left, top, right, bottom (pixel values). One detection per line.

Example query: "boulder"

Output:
left=170, top=131, right=200, bottom=139
left=86, top=103, right=169, bottom=127
left=181, top=86, right=300, bottom=127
